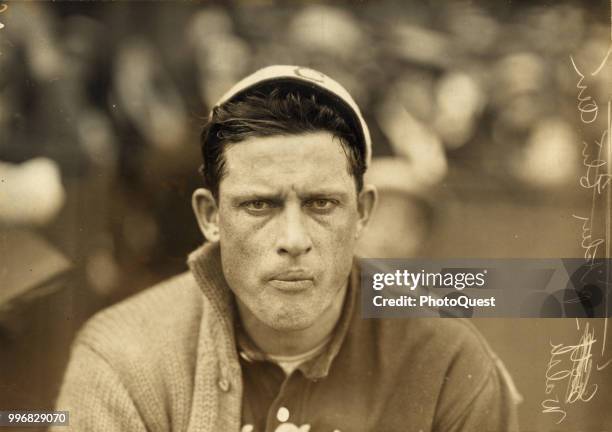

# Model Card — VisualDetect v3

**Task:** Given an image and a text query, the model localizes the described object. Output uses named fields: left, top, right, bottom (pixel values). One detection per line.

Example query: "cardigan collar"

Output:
left=187, top=241, right=238, bottom=369
left=188, top=241, right=233, bottom=320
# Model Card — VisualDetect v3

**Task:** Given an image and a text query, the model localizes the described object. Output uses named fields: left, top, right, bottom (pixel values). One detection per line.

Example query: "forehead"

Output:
left=219, top=131, right=355, bottom=196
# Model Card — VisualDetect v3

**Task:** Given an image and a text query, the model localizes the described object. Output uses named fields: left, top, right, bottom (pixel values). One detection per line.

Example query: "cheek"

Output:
left=219, top=209, right=262, bottom=249
left=328, top=221, right=356, bottom=248
left=317, top=212, right=359, bottom=262
left=218, top=211, right=267, bottom=280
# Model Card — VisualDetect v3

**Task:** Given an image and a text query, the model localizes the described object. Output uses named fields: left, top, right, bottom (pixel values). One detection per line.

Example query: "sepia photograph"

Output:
left=0, top=1, right=611, bottom=431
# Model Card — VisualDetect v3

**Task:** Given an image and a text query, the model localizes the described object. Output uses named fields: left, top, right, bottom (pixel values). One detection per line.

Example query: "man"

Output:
left=54, top=66, right=519, bottom=431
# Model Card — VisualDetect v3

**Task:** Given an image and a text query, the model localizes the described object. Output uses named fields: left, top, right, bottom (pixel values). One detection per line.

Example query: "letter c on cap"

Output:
left=293, top=67, right=326, bottom=83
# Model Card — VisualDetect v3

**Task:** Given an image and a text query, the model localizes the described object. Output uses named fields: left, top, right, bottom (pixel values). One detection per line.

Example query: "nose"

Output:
left=276, top=203, right=312, bottom=258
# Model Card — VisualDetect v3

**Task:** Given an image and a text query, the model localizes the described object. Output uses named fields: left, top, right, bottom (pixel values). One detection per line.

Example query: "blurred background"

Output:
left=0, top=1, right=611, bottom=430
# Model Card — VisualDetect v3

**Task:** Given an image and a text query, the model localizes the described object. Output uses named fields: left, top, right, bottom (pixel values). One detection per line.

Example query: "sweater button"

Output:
left=218, top=378, right=231, bottom=392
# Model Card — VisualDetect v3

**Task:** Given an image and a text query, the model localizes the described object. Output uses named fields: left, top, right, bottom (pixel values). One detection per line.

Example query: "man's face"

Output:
left=216, top=131, right=362, bottom=331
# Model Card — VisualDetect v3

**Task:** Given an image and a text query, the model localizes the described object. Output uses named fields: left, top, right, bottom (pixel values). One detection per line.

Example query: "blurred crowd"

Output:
left=2, top=2, right=612, bottom=424
left=1, top=0, right=610, bottom=304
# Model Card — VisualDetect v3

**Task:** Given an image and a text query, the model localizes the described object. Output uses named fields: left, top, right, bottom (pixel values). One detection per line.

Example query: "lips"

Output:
left=268, top=269, right=314, bottom=292
left=271, top=269, right=314, bottom=281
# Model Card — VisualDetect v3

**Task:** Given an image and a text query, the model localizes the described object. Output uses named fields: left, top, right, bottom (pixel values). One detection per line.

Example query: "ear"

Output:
left=355, top=184, right=377, bottom=239
left=192, top=188, right=220, bottom=242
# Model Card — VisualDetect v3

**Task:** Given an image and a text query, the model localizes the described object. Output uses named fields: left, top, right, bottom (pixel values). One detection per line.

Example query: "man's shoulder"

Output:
left=363, top=318, right=503, bottom=416
left=75, top=272, right=204, bottom=366
left=387, top=319, right=517, bottom=430
left=373, top=317, right=496, bottom=370
left=411, top=317, right=493, bottom=352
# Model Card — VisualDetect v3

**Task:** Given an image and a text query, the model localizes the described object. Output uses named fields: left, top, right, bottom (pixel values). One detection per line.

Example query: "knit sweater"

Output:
left=53, top=243, right=243, bottom=431
left=53, top=242, right=518, bottom=431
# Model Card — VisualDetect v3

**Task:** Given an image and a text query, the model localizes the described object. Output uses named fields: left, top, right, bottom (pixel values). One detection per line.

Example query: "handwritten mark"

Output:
left=564, top=323, right=598, bottom=404
left=0, top=4, right=7, bottom=30
left=573, top=215, right=605, bottom=261
left=570, top=56, right=599, bottom=124
left=579, top=130, right=612, bottom=194
left=570, top=1, right=612, bottom=363
left=542, top=322, right=598, bottom=424
left=541, top=397, right=566, bottom=424
left=597, top=357, right=612, bottom=370
left=590, top=45, right=611, bottom=77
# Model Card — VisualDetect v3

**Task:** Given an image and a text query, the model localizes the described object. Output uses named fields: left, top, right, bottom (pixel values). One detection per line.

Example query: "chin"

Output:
left=265, top=312, right=316, bottom=332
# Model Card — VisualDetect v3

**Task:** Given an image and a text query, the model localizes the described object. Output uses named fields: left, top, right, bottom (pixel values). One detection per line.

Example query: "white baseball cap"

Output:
left=210, top=65, right=372, bottom=167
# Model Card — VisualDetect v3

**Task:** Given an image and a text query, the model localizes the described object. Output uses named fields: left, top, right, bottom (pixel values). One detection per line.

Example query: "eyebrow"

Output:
left=227, top=188, right=350, bottom=205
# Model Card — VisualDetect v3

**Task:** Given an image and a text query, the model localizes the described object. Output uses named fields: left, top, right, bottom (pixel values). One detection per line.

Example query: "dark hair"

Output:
left=200, top=87, right=366, bottom=199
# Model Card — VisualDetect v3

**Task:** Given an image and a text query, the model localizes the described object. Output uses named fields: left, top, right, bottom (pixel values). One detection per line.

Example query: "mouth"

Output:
left=268, top=270, right=314, bottom=292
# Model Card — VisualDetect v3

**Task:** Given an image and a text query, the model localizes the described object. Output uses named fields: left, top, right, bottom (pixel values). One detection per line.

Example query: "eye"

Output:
left=242, top=200, right=275, bottom=214
left=304, top=198, right=338, bottom=212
